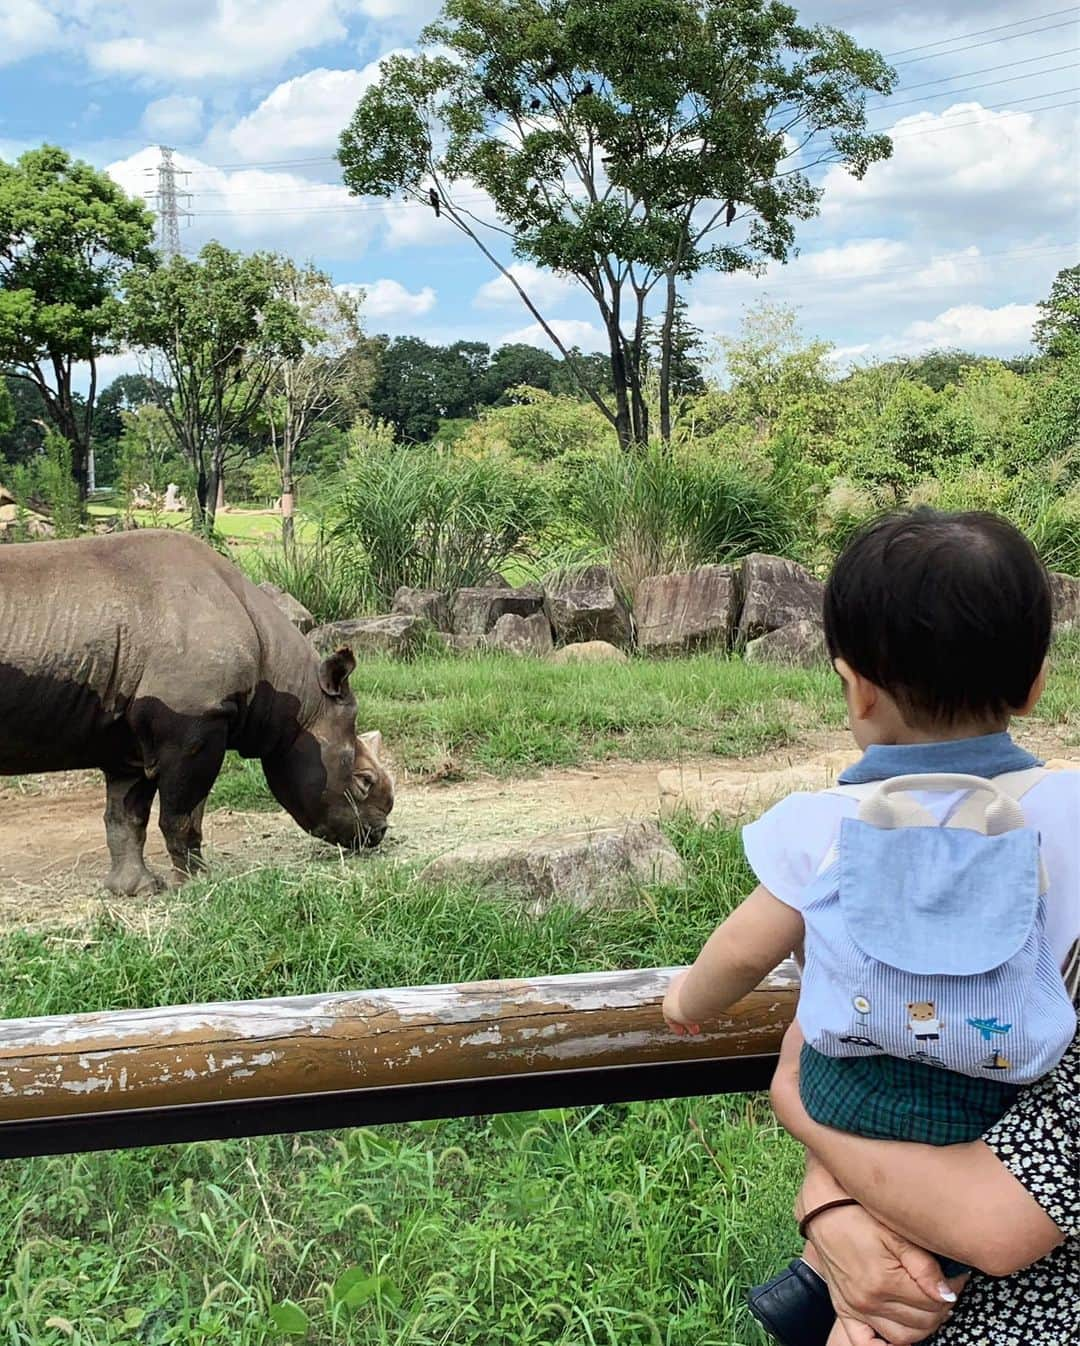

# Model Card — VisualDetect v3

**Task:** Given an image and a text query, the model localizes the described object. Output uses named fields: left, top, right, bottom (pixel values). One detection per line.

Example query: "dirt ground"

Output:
left=0, top=720, right=1073, bottom=931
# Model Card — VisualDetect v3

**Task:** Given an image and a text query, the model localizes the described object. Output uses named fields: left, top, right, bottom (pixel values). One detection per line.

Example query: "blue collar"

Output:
left=838, top=732, right=1042, bottom=785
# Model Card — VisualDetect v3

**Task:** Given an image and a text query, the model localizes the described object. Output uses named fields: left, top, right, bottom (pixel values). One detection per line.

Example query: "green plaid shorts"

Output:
left=800, top=1043, right=1021, bottom=1145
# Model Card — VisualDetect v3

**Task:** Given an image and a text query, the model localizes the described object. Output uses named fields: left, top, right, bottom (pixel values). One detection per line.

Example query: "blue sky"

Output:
left=1, top=0, right=1077, bottom=387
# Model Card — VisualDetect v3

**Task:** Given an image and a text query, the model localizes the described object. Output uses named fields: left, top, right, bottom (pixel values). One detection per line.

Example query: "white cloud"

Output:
left=227, top=59, right=407, bottom=159
left=832, top=302, right=1039, bottom=365
left=339, top=278, right=436, bottom=319
left=475, top=262, right=578, bottom=311
left=142, top=95, right=204, bottom=143
left=821, top=102, right=1078, bottom=240
left=0, top=0, right=60, bottom=66
left=501, top=318, right=606, bottom=352
left=107, top=146, right=376, bottom=260
left=87, top=0, right=351, bottom=82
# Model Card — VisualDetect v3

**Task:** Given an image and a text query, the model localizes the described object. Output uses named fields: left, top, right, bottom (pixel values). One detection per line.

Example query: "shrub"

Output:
left=330, top=435, right=551, bottom=606
left=566, top=442, right=799, bottom=593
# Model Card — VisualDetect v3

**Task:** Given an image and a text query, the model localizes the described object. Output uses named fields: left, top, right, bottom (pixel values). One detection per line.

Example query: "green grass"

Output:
left=210, top=651, right=843, bottom=810
left=0, top=821, right=793, bottom=1345
left=85, top=503, right=318, bottom=545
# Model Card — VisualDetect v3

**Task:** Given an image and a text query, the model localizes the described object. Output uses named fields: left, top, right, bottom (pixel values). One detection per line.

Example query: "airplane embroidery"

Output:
left=967, top=1016, right=1013, bottom=1042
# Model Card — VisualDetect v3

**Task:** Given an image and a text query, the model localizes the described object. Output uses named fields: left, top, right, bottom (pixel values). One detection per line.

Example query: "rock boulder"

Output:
left=548, top=641, right=629, bottom=666
left=258, top=581, right=315, bottom=634
left=1050, top=572, right=1080, bottom=631
left=544, top=565, right=633, bottom=649
left=744, top=618, right=827, bottom=669
left=451, top=582, right=545, bottom=636
left=736, top=553, right=823, bottom=645
left=393, top=586, right=451, bottom=632
left=635, top=565, right=736, bottom=654
left=418, top=820, right=685, bottom=914
left=488, top=612, right=555, bottom=657
left=309, top=613, right=427, bottom=659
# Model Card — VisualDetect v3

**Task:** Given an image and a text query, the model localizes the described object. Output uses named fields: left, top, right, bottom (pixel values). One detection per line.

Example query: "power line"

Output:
left=749, top=242, right=1076, bottom=292
left=882, top=6, right=1079, bottom=58
left=890, top=17, right=1080, bottom=67
left=881, top=46, right=1079, bottom=97
left=872, top=61, right=1079, bottom=112
left=886, top=92, right=1079, bottom=136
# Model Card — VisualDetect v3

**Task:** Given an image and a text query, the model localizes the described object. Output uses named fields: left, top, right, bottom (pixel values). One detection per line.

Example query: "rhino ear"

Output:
left=318, top=647, right=356, bottom=699
left=358, top=729, right=383, bottom=761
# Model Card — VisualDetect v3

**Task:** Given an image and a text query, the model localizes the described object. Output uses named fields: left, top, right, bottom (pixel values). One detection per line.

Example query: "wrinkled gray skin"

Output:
left=0, top=531, right=394, bottom=895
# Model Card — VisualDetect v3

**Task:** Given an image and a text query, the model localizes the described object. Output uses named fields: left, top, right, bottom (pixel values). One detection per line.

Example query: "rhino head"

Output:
left=263, top=648, right=394, bottom=850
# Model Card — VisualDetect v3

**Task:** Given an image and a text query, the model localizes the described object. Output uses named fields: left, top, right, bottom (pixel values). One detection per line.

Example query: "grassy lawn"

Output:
left=0, top=819, right=795, bottom=1345
left=86, top=502, right=318, bottom=545
left=209, top=642, right=1080, bottom=812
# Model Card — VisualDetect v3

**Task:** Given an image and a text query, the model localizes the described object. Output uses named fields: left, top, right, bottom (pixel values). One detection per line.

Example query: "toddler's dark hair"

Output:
left=824, top=509, right=1052, bottom=726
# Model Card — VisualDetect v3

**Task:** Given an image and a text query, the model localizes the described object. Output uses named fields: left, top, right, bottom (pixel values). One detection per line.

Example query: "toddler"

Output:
left=662, top=509, right=1080, bottom=1346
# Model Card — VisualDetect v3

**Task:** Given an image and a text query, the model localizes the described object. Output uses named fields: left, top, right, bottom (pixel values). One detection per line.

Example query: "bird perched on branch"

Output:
left=725, top=199, right=736, bottom=226
left=530, top=97, right=542, bottom=111
left=429, top=188, right=441, bottom=218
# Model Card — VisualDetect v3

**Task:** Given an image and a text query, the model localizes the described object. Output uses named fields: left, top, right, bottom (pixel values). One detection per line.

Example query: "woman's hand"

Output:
left=804, top=1202, right=964, bottom=1345
left=662, top=969, right=701, bottom=1037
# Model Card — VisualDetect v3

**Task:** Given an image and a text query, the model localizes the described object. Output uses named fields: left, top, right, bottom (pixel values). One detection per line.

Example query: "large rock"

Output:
left=548, top=641, right=629, bottom=666
left=451, top=583, right=545, bottom=636
left=258, top=581, right=315, bottom=634
left=393, top=586, right=451, bottom=632
left=635, top=565, right=736, bottom=654
left=488, top=612, right=554, bottom=657
left=309, top=613, right=427, bottom=659
left=1050, top=572, right=1080, bottom=631
left=736, top=553, right=823, bottom=645
left=544, top=565, right=633, bottom=649
left=659, top=749, right=860, bottom=823
left=418, top=820, right=685, bottom=914
left=744, top=618, right=827, bottom=669
left=445, top=633, right=487, bottom=655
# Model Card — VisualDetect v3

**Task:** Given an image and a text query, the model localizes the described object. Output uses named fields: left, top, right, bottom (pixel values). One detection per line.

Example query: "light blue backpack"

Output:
left=797, top=771, right=1078, bottom=1083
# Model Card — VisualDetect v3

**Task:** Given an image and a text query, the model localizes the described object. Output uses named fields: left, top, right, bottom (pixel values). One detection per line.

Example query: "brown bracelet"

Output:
left=798, top=1197, right=861, bottom=1240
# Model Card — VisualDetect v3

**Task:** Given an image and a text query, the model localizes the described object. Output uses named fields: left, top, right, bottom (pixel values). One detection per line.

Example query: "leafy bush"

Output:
left=9, top=429, right=81, bottom=537
left=244, top=533, right=367, bottom=623
left=566, top=442, right=798, bottom=593
left=330, top=434, right=551, bottom=606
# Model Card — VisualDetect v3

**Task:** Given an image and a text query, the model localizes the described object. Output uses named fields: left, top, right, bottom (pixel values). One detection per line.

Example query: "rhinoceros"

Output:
left=0, top=530, right=394, bottom=894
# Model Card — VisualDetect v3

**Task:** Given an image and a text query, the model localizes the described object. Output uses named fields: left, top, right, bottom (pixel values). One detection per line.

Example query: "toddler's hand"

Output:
left=663, top=970, right=702, bottom=1037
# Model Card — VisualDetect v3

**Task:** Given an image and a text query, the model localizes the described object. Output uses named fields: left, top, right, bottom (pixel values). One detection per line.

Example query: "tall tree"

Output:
left=1034, top=264, right=1080, bottom=361
left=263, top=262, right=366, bottom=546
left=339, top=0, right=894, bottom=450
left=123, top=243, right=306, bottom=530
left=0, top=145, right=155, bottom=497
left=0, top=375, right=49, bottom=467
left=481, top=342, right=560, bottom=402
left=645, top=294, right=705, bottom=426
left=369, top=336, right=492, bottom=441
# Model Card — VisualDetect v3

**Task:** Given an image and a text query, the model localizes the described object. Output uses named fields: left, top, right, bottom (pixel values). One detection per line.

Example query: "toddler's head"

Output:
left=824, top=509, right=1052, bottom=746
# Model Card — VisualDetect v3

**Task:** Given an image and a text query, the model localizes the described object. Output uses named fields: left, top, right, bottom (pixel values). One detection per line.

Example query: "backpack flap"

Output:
left=838, top=819, right=1041, bottom=976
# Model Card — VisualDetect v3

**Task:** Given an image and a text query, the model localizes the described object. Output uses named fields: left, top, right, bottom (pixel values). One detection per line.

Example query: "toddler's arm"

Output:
left=663, top=885, right=803, bottom=1034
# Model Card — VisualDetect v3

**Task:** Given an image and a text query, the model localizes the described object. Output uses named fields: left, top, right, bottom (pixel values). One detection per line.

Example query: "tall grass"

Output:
left=243, top=533, right=368, bottom=624
left=330, top=443, right=551, bottom=607
left=568, top=444, right=799, bottom=593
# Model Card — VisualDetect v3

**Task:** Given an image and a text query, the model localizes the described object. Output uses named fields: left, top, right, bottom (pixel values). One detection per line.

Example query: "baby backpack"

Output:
left=798, top=771, right=1078, bottom=1082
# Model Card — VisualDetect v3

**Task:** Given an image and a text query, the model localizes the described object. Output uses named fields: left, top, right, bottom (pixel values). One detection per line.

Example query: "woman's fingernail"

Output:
left=938, top=1285, right=958, bottom=1303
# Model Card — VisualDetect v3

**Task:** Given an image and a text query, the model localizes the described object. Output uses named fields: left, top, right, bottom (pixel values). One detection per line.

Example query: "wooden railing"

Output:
left=0, top=962, right=798, bottom=1158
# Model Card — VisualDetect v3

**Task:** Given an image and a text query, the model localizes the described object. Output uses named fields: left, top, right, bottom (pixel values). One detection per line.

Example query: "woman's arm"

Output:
left=663, top=885, right=802, bottom=1032
left=771, top=1028, right=1066, bottom=1276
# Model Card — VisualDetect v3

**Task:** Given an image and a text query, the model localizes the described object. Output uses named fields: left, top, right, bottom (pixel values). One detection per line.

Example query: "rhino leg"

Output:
left=103, top=773, right=163, bottom=897
left=155, top=728, right=227, bottom=888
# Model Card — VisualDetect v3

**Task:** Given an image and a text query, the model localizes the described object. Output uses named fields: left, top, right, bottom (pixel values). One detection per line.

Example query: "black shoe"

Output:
left=746, top=1259, right=836, bottom=1346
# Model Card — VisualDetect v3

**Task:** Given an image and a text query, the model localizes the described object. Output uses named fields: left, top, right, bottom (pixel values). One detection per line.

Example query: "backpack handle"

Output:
left=857, top=773, right=1027, bottom=835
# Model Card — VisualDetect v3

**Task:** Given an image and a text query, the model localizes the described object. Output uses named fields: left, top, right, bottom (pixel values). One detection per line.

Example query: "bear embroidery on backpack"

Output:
left=907, top=1001, right=944, bottom=1042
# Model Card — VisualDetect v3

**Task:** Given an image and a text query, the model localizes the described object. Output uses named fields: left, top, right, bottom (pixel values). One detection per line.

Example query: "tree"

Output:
left=93, top=372, right=167, bottom=488
left=369, top=336, right=492, bottom=441
left=123, top=243, right=306, bottom=530
left=262, top=261, right=366, bottom=546
left=0, top=145, right=155, bottom=498
left=0, top=379, right=11, bottom=443
left=339, top=0, right=893, bottom=450
left=645, top=295, right=705, bottom=403
left=0, top=375, right=49, bottom=467
left=481, top=342, right=561, bottom=403
left=1034, top=264, right=1080, bottom=361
